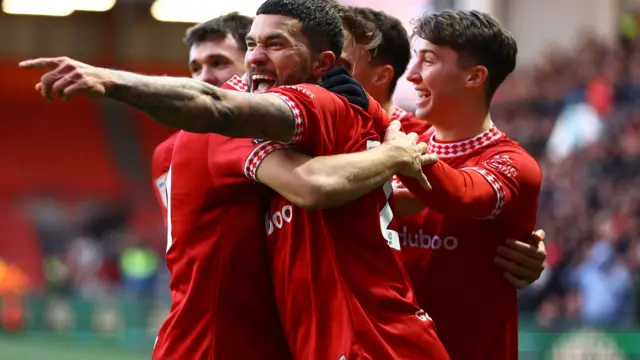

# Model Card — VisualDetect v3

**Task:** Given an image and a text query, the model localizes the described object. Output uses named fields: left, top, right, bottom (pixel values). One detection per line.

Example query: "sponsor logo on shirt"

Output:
left=399, top=227, right=458, bottom=250
left=252, top=138, right=267, bottom=145
left=266, top=205, right=293, bottom=235
left=484, top=155, right=518, bottom=178
left=281, top=85, right=316, bottom=98
left=155, top=172, right=169, bottom=209
left=415, top=309, right=432, bottom=322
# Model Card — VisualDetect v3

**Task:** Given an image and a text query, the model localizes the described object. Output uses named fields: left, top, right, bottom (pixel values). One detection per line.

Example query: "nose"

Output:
left=246, top=46, right=268, bottom=67
left=405, top=59, right=421, bottom=84
left=196, top=67, right=220, bottom=86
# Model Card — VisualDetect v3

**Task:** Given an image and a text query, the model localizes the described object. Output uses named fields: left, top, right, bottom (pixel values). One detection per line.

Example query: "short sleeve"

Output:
left=265, top=84, right=348, bottom=151
left=243, top=140, right=289, bottom=181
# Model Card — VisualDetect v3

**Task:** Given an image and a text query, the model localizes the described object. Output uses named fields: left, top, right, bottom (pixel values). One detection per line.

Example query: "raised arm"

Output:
left=20, top=57, right=297, bottom=142
left=251, top=122, right=437, bottom=209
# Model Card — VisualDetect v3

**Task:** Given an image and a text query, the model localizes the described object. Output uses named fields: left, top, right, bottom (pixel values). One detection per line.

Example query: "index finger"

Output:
left=384, top=120, right=402, bottom=137
left=417, top=172, right=432, bottom=190
left=505, top=239, right=546, bottom=260
left=19, top=58, right=63, bottom=69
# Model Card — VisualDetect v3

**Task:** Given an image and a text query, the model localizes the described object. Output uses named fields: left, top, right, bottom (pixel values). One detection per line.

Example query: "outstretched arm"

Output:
left=106, top=70, right=296, bottom=142
left=20, top=57, right=296, bottom=142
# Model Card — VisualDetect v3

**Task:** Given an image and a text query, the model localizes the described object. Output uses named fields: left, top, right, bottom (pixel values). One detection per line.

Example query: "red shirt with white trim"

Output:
left=395, top=124, right=542, bottom=360
left=245, top=83, right=449, bottom=360
left=152, top=132, right=178, bottom=227
left=152, top=78, right=291, bottom=360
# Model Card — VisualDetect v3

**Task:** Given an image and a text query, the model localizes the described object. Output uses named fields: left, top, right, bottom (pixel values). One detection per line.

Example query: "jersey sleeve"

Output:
left=265, top=84, right=347, bottom=150
left=397, top=147, right=542, bottom=219
left=152, top=133, right=178, bottom=212
left=241, top=84, right=352, bottom=181
left=368, top=94, right=390, bottom=138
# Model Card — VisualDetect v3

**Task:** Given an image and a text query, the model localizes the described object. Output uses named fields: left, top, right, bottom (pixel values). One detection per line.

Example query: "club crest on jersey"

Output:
left=252, top=138, right=267, bottom=145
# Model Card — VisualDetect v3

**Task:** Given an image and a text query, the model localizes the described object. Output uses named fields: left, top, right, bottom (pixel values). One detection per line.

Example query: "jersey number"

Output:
left=367, top=140, right=401, bottom=250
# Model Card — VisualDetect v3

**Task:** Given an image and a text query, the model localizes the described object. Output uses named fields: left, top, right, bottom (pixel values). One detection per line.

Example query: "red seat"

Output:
left=132, top=111, right=176, bottom=172
left=0, top=97, right=124, bottom=199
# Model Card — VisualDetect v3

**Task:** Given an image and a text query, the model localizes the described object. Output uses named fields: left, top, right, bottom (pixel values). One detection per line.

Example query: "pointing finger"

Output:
left=19, top=58, right=63, bottom=69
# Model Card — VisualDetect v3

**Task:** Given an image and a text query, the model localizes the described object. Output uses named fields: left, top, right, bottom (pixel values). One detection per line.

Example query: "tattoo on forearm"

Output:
left=106, top=70, right=220, bottom=133
left=105, top=70, right=296, bottom=141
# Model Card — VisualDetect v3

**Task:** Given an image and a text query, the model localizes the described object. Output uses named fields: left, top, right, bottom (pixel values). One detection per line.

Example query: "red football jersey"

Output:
left=396, top=124, right=542, bottom=360
left=152, top=78, right=291, bottom=360
left=152, top=132, right=178, bottom=227
left=390, top=106, right=431, bottom=135
left=244, top=84, right=449, bottom=360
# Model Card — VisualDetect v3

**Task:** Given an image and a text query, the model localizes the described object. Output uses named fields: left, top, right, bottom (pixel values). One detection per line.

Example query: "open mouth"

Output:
left=250, top=73, right=277, bottom=93
left=416, top=89, right=431, bottom=100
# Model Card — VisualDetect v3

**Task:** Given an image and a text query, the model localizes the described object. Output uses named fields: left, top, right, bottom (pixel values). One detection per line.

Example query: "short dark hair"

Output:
left=184, top=12, right=254, bottom=52
left=350, top=7, right=410, bottom=94
left=257, top=0, right=344, bottom=59
left=322, top=1, right=380, bottom=52
left=413, top=10, right=517, bottom=106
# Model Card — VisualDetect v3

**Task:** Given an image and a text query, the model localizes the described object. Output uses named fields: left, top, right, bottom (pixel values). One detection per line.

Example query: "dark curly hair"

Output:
left=257, top=0, right=344, bottom=59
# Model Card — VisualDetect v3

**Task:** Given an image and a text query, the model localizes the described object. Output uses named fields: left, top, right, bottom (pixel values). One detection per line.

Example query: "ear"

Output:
left=465, top=65, right=488, bottom=89
left=374, top=64, right=395, bottom=87
left=310, top=50, right=337, bottom=78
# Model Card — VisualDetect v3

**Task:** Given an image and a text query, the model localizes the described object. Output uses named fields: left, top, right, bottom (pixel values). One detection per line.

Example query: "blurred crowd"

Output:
left=493, top=29, right=640, bottom=329
left=4, top=16, right=640, bottom=333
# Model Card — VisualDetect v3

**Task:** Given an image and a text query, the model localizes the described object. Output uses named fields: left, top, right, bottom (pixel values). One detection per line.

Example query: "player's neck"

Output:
left=432, top=110, right=492, bottom=142
left=381, top=98, right=394, bottom=115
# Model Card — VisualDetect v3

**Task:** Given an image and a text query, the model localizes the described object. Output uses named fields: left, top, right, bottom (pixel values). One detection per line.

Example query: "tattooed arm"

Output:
left=19, top=57, right=296, bottom=142
left=105, top=70, right=296, bottom=142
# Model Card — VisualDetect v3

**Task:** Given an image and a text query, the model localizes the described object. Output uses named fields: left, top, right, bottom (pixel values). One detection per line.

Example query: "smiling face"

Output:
left=244, top=14, right=334, bottom=93
left=405, top=36, right=473, bottom=121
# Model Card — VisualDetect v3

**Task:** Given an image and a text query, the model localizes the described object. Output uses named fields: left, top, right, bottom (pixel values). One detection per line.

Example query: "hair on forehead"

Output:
left=256, top=0, right=344, bottom=59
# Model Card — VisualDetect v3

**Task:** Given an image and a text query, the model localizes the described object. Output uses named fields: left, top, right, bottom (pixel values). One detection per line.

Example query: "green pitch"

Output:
left=0, top=334, right=149, bottom=360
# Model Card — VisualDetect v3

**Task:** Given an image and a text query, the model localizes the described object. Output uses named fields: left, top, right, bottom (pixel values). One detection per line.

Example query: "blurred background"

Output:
left=1, top=0, right=640, bottom=358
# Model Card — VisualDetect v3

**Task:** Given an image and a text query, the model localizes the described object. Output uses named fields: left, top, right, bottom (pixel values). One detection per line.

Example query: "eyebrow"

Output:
left=414, top=49, right=438, bottom=57
left=189, top=53, right=229, bottom=66
left=246, top=32, right=290, bottom=43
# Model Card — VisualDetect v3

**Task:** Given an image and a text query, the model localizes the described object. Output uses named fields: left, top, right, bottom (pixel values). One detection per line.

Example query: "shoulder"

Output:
left=152, top=132, right=180, bottom=176
left=481, top=138, right=542, bottom=186
left=268, top=83, right=335, bottom=101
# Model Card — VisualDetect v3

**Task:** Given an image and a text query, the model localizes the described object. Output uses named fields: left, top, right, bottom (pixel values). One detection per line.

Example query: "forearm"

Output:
left=104, top=70, right=295, bottom=141
left=299, top=143, right=407, bottom=208
left=399, top=161, right=497, bottom=217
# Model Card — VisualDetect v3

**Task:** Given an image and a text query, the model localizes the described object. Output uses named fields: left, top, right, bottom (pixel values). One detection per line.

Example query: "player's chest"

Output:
left=398, top=206, right=505, bottom=258
left=171, top=133, right=212, bottom=190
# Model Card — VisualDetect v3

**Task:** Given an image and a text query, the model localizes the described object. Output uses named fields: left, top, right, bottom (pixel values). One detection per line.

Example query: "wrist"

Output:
left=103, top=69, right=126, bottom=96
